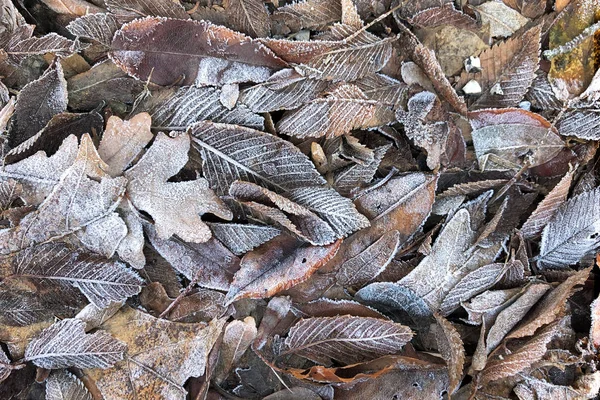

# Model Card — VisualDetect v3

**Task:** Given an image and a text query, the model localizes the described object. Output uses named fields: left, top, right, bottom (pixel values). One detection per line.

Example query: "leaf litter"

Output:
left=0, top=0, right=599, bottom=399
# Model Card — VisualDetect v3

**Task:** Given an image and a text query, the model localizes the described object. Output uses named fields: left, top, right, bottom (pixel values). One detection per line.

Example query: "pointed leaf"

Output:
left=7, top=33, right=79, bottom=64
left=67, top=13, right=119, bottom=46
left=225, top=235, right=340, bottom=304
left=25, top=318, right=126, bottom=369
left=110, top=17, right=286, bottom=87
left=208, top=222, right=281, bottom=256
left=283, top=316, right=413, bottom=365
left=190, top=121, right=325, bottom=195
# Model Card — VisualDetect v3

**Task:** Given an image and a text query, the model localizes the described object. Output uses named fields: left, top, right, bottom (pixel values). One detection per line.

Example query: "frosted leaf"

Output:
left=283, top=315, right=412, bottom=365
left=474, top=1, right=529, bottom=38
left=98, top=113, right=153, bottom=177
left=86, top=307, right=225, bottom=400
left=8, top=63, right=68, bottom=148
left=332, top=145, right=389, bottom=197
left=214, top=317, right=257, bottom=384
left=225, top=234, right=340, bottom=304
left=75, top=212, right=127, bottom=259
left=354, top=73, right=407, bottom=108
left=190, top=121, right=325, bottom=195
left=145, top=223, right=238, bottom=291
left=538, top=188, right=600, bottom=269
left=0, top=178, right=21, bottom=211
left=336, top=230, right=400, bottom=287
left=46, top=370, right=93, bottom=400
left=277, top=84, right=394, bottom=139
left=25, top=318, right=126, bottom=369
left=239, top=69, right=329, bottom=113
left=105, top=0, right=189, bottom=23
left=67, top=13, right=119, bottom=46
left=143, top=86, right=264, bottom=131
left=114, top=204, right=146, bottom=269
left=110, top=17, right=286, bottom=87
left=224, top=0, right=270, bottom=38
left=0, top=347, right=11, bottom=383
left=208, top=222, right=281, bottom=255
left=125, top=132, right=232, bottom=243
left=7, top=33, right=79, bottom=64
left=525, top=71, right=563, bottom=111
left=3, top=242, right=143, bottom=308
left=557, top=108, right=600, bottom=140
left=272, top=0, right=342, bottom=33
left=522, top=168, right=575, bottom=239
left=434, top=314, right=465, bottom=395
left=0, top=135, right=127, bottom=255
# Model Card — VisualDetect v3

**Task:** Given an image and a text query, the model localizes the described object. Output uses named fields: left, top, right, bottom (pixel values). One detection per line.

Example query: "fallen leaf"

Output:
left=208, top=222, right=281, bottom=256
left=224, top=0, right=271, bottom=38
left=214, top=317, right=257, bottom=383
left=475, top=1, right=529, bottom=37
left=45, top=370, right=92, bottom=400
left=434, top=313, right=465, bottom=395
left=104, top=0, right=189, bottom=22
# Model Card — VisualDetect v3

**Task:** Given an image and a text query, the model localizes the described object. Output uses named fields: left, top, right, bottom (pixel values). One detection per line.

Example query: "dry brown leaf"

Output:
left=86, top=307, right=225, bottom=400
left=225, top=234, right=341, bottom=305
left=224, top=0, right=271, bottom=38
left=214, top=317, right=257, bottom=384
left=434, top=313, right=465, bottom=395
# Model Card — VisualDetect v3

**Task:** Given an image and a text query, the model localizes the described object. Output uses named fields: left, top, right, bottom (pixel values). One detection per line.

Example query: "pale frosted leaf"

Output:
left=189, top=121, right=325, bottom=195
left=538, top=188, right=600, bottom=269
left=439, top=263, right=508, bottom=316
left=508, top=267, right=591, bottom=339
left=224, top=0, right=270, bottom=37
left=125, top=132, right=232, bottom=243
left=355, top=282, right=433, bottom=331
left=0, top=347, right=11, bottom=383
left=25, top=318, right=126, bottom=369
left=67, top=13, right=119, bottom=46
left=113, top=203, right=146, bottom=269
left=295, top=31, right=394, bottom=82
left=76, top=301, right=124, bottom=331
left=283, top=315, right=412, bottom=365
left=434, top=314, right=465, bottom=395
left=475, top=1, right=529, bottom=37
left=239, top=69, right=329, bottom=113
left=457, top=26, right=540, bottom=109
left=470, top=108, right=564, bottom=168
left=0, top=136, right=127, bottom=254
left=336, top=230, right=400, bottom=287
left=557, top=109, right=600, bottom=140
left=86, top=307, right=226, bottom=400
left=8, top=33, right=79, bottom=64
left=525, top=71, right=563, bottom=111
left=76, top=212, right=127, bottom=259
left=208, top=222, right=281, bottom=255
left=522, top=168, right=575, bottom=239
left=332, top=145, right=389, bottom=196
left=503, top=0, right=546, bottom=18
left=145, top=223, right=237, bottom=291
left=439, top=179, right=509, bottom=198
left=4, top=243, right=142, bottom=308
left=214, top=317, right=257, bottom=384
left=410, top=4, right=480, bottom=30
left=0, top=286, right=58, bottom=326
left=277, top=84, right=394, bottom=139
left=143, top=86, right=264, bottom=131
left=110, top=18, right=286, bottom=87
left=98, top=113, right=153, bottom=177
left=46, top=370, right=92, bottom=400
left=484, top=283, right=551, bottom=355
left=225, top=235, right=340, bottom=304
left=105, top=0, right=189, bottom=22
left=8, top=63, right=68, bottom=148
left=481, top=321, right=559, bottom=383
left=284, top=185, right=370, bottom=237
left=272, top=0, right=341, bottom=32
left=354, top=73, right=407, bottom=108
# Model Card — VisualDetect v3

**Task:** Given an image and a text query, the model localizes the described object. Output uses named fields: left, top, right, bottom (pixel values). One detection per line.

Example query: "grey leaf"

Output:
left=271, top=0, right=341, bottom=32
left=355, top=282, right=433, bottom=331
left=208, top=222, right=281, bottom=255
left=239, top=69, right=329, bottom=113
left=25, top=318, right=126, bottom=369
left=283, top=315, right=412, bottom=365
left=277, top=84, right=394, bottom=139
left=7, top=33, right=79, bottom=64
left=538, top=187, right=600, bottom=269
left=0, top=347, right=11, bottom=383
left=46, top=370, right=92, bottom=400
left=189, top=121, right=325, bottom=195
left=336, top=230, right=400, bottom=287
left=6, top=243, right=143, bottom=308
left=67, top=13, right=120, bottom=47
left=525, top=71, right=563, bottom=111
left=557, top=109, right=600, bottom=140
left=354, top=73, right=407, bottom=108
left=8, top=63, right=68, bottom=148
left=0, top=178, right=21, bottom=211
left=143, top=86, right=264, bottom=131
left=105, top=0, right=189, bottom=22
